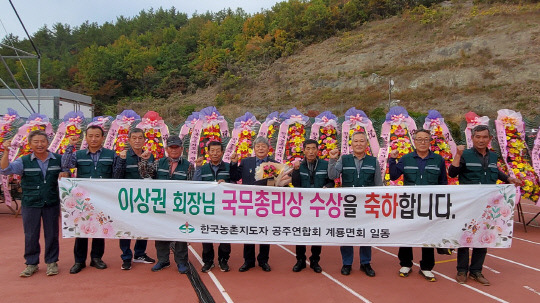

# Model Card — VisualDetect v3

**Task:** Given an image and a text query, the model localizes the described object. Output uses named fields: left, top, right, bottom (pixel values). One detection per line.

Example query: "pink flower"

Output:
left=499, top=205, right=513, bottom=219
left=64, top=197, right=77, bottom=209
left=488, top=194, right=504, bottom=207
left=101, top=223, right=114, bottom=237
left=478, top=230, right=497, bottom=245
left=459, top=231, right=474, bottom=246
left=80, top=222, right=98, bottom=235
left=71, top=187, right=88, bottom=200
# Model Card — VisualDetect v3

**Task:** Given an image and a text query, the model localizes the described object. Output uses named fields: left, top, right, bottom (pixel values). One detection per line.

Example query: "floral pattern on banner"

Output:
left=277, top=108, right=309, bottom=165
left=380, top=107, right=417, bottom=186
left=55, top=111, right=85, bottom=155
left=60, top=179, right=133, bottom=238
left=434, top=189, right=515, bottom=248
left=496, top=109, right=540, bottom=203
left=136, top=111, right=168, bottom=160
left=0, top=108, right=20, bottom=154
left=110, top=110, right=140, bottom=155
left=310, top=111, right=339, bottom=160
left=424, top=110, right=458, bottom=185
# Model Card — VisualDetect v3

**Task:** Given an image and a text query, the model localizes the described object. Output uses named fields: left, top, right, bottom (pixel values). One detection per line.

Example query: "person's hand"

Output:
left=217, top=179, right=225, bottom=184
left=455, top=145, right=465, bottom=157
left=58, top=172, right=70, bottom=180
left=119, top=150, right=127, bottom=160
left=276, top=173, right=292, bottom=187
left=195, top=156, right=204, bottom=167
left=2, top=139, right=12, bottom=150
left=329, top=149, right=340, bottom=160
left=230, top=152, right=239, bottom=163
left=508, top=177, right=524, bottom=186
left=389, top=149, right=399, bottom=159
left=293, top=159, right=301, bottom=170
left=68, top=135, right=80, bottom=146
left=140, top=150, right=152, bottom=160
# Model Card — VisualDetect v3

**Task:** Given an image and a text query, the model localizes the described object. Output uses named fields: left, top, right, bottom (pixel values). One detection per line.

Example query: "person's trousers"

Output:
left=398, top=247, right=435, bottom=270
left=119, top=239, right=148, bottom=261
left=457, top=247, right=487, bottom=274
left=202, top=243, right=231, bottom=263
left=74, top=237, right=105, bottom=263
left=295, top=245, right=321, bottom=262
left=340, top=246, right=371, bottom=265
left=243, top=244, right=270, bottom=265
left=155, top=241, right=188, bottom=265
left=21, top=205, right=60, bottom=265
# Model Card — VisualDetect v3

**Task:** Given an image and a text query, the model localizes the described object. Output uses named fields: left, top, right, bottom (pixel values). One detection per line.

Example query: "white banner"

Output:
left=59, top=179, right=516, bottom=248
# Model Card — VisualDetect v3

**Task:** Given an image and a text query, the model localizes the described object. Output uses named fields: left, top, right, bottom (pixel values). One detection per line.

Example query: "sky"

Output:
left=0, top=0, right=283, bottom=40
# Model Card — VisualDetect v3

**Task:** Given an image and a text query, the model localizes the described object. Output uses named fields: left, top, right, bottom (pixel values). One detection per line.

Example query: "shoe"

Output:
left=456, top=272, right=467, bottom=284
left=341, top=265, right=352, bottom=275
left=178, top=263, right=189, bottom=274
left=134, top=255, right=156, bottom=264
left=151, top=261, right=171, bottom=272
left=46, top=262, right=59, bottom=276
left=20, top=265, right=39, bottom=277
left=360, top=264, right=376, bottom=277
left=469, top=272, right=490, bottom=286
left=218, top=259, right=230, bottom=272
left=292, top=260, right=306, bottom=272
left=201, top=262, right=215, bottom=273
left=121, top=260, right=132, bottom=270
left=238, top=262, right=255, bottom=272
left=310, top=262, right=322, bottom=273
left=420, top=270, right=437, bottom=282
left=259, top=263, right=272, bottom=272
left=69, top=263, right=86, bottom=274
left=399, top=266, right=412, bottom=277
left=90, top=258, right=107, bottom=269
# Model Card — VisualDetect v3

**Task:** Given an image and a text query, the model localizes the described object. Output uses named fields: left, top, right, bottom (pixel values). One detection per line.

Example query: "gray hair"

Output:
left=28, top=130, right=49, bottom=143
left=351, top=131, right=367, bottom=140
left=253, top=136, right=270, bottom=147
left=471, top=125, right=491, bottom=137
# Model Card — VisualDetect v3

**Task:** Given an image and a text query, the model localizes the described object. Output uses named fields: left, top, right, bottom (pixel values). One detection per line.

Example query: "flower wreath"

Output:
left=188, top=107, right=229, bottom=164
left=179, top=112, right=199, bottom=144
left=379, top=106, right=417, bottom=186
left=257, top=111, right=280, bottom=157
left=495, top=109, right=540, bottom=203
left=0, top=108, right=21, bottom=154
left=274, top=108, right=308, bottom=165
left=341, top=107, right=380, bottom=157
left=532, top=127, right=540, bottom=181
left=310, top=111, right=339, bottom=160
left=223, top=112, right=260, bottom=163
left=423, top=110, right=459, bottom=185
left=104, top=110, right=140, bottom=154
left=80, top=116, right=112, bottom=150
left=49, top=111, right=85, bottom=154
left=136, top=111, right=169, bottom=159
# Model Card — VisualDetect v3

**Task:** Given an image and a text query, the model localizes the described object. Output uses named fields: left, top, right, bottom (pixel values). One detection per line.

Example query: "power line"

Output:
left=9, top=0, right=41, bottom=58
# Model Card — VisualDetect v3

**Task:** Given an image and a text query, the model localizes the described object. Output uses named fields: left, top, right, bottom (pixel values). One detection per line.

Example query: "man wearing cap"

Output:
left=139, top=135, right=193, bottom=274
left=193, top=140, right=232, bottom=273
left=114, top=128, right=156, bottom=270
left=448, top=125, right=522, bottom=286
left=61, top=125, right=124, bottom=274
left=1, top=130, right=62, bottom=277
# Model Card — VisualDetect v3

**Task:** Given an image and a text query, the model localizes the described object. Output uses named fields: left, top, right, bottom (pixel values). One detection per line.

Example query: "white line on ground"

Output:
left=513, top=237, right=540, bottom=245
left=482, top=265, right=500, bottom=274
left=188, top=245, right=234, bottom=303
left=277, top=244, right=372, bottom=303
left=374, top=247, right=509, bottom=303
left=523, top=286, right=540, bottom=296
left=486, top=253, right=540, bottom=272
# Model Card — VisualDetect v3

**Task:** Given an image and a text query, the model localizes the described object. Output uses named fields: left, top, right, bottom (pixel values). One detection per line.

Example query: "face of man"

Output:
left=304, top=143, right=318, bottom=162
left=351, top=133, right=368, bottom=156
left=254, top=142, right=270, bottom=159
left=414, top=132, right=431, bottom=154
left=29, top=134, right=49, bottom=156
left=472, top=129, right=491, bottom=151
left=86, top=128, right=104, bottom=150
left=166, top=145, right=183, bottom=159
left=208, top=144, right=223, bottom=164
left=128, top=131, right=145, bottom=151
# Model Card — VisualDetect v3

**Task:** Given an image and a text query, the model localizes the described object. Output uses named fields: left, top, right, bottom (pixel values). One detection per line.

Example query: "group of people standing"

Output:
left=0, top=124, right=521, bottom=287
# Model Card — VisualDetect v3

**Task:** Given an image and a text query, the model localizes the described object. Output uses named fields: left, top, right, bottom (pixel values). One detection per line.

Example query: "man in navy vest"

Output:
left=291, top=139, right=334, bottom=273
left=1, top=130, right=61, bottom=277
left=114, top=128, right=156, bottom=270
left=230, top=136, right=275, bottom=272
left=389, top=129, right=448, bottom=282
left=139, top=136, right=193, bottom=274
left=328, top=131, right=382, bottom=277
left=61, top=125, right=122, bottom=274
left=193, top=140, right=232, bottom=273
left=448, top=125, right=521, bottom=286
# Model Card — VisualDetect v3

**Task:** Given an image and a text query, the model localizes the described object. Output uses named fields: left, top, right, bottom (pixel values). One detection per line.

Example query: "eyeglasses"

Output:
left=414, top=138, right=430, bottom=143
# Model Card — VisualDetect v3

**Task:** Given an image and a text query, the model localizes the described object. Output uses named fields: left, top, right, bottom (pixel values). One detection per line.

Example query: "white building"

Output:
left=0, top=89, right=93, bottom=119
